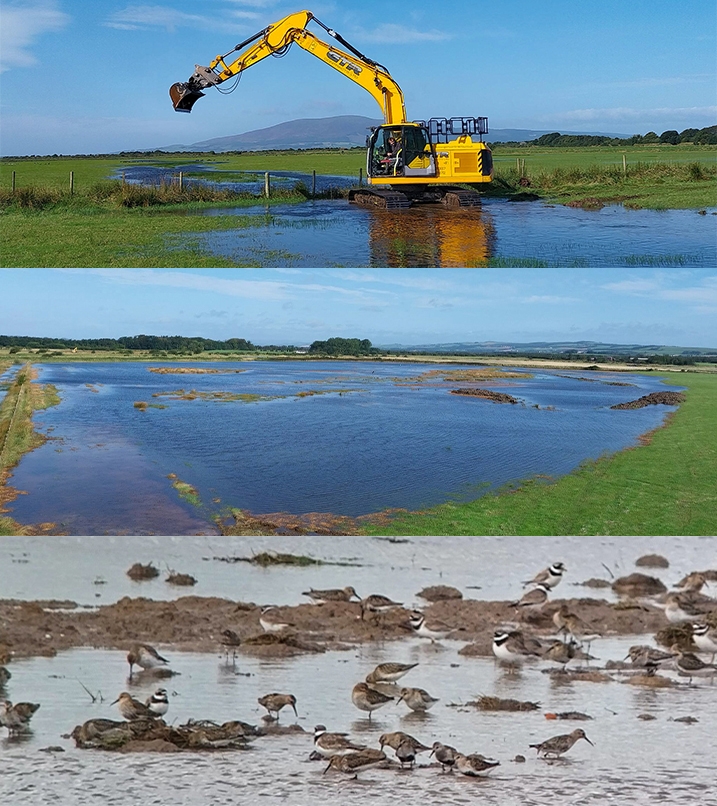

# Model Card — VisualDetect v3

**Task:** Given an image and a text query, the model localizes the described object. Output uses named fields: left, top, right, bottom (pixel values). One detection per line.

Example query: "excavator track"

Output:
left=437, top=188, right=482, bottom=208
left=348, top=188, right=411, bottom=209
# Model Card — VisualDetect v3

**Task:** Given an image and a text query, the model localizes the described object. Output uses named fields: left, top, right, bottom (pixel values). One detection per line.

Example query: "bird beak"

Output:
left=429, top=749, right=435, bottom=758
left=110, top=697, right=119, bottom=706
left=396, top=695, right=404, bottom=705
left=323, top=761, right=332, bottom=775
left=584, top=736, right=594, bottom=746
left=292, top=704, right=298, bottom=717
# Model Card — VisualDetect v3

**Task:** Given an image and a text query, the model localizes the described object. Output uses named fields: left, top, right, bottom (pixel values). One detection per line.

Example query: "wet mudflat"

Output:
left=4, top=362, right=679, bottom=535
left=195, top=200, right=716, bottom=268
left=1, top=532, right=716, bottom=806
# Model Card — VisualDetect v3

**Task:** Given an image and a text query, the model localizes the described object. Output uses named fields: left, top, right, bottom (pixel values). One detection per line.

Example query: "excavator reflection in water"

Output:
left=366, top=206, right=495, bottom=267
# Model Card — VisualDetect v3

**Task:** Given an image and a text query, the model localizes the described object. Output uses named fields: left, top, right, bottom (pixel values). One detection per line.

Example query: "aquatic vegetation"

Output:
left=147, top=367, right=246, bottom=374
left=168, top=475, right=201, bottom=507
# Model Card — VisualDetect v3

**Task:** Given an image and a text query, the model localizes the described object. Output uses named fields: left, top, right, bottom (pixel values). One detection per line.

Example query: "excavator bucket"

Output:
left=170, top=83, right=205, bottom=113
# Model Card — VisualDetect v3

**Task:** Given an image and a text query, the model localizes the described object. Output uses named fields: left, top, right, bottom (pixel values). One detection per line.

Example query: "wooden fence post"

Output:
left=359, top=168, right=363, bottom=186
left=264, top=172, right=270, bottom=198
left=11, top=171, right=16, bottom=192
left=622, top=154, right=627, bottom=174
left=312, top=169, right=316, bottom=198
left=69, top=171, right=74, bottom=194
left=179, top=171, right=184, bottom=191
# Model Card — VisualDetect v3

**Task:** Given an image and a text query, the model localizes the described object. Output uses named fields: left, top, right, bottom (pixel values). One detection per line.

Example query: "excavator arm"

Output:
left=170, top=10, right=407, bottom=125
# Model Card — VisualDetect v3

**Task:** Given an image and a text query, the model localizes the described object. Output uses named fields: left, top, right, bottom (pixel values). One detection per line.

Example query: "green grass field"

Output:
left=1, top=145, right=714, bottom=267
left=365, top=372, right=717, bottom=536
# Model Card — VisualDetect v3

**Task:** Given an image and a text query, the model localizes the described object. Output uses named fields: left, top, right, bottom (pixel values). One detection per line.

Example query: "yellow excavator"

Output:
left=170, top=10, right=492, bottom=209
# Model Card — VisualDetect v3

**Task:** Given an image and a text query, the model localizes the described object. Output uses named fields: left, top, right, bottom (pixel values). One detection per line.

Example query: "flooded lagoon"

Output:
left=196, top=200, right=716, bottom=268
left=4, top=361, right=681, bottom=535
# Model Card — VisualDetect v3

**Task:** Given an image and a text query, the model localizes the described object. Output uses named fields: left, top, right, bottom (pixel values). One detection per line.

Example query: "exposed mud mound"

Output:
left=450, top=389, right=520, bottom=404
left=126, top=563, right=160, bottom=580
left=612, top=573, right=667, bottom=596
left=635, top=554, right=669, bottom=568
left=417, top=585, right=463, bottom=602
left=611, top=391, right=685, bottom=410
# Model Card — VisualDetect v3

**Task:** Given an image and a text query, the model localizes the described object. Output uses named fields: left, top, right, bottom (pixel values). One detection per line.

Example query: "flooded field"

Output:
left=2, top=362, right=680, bottom=535
left=196, top=200, right=716, bottom=268
left=1, top=534, right=715, bottom=806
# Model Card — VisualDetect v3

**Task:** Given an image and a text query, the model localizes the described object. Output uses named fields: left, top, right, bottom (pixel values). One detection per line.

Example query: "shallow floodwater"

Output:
left=2, top=536, right=715, bottom=804
left=5, top=362, right=680, bottom=534
left=195, top=200, right=716, bottom=268
left=0, top=534, right=713, bottom=607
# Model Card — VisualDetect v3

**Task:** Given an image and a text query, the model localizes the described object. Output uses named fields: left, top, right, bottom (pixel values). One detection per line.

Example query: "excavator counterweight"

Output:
left=169, top=10, right=492, bottom=207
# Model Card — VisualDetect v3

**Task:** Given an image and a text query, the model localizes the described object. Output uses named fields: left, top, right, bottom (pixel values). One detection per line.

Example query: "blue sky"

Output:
left=2, top=269, right=716, bottom=347
left=1, top=1, right=715, bottom=155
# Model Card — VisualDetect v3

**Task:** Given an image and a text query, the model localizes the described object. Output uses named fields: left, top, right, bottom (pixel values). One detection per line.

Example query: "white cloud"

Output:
left=548, top=106, right=717, bottom=123
left=0, top=1, right=69, bottom=73
left=103, top=3, right=262, bottom=32
left=350, top=24, right=451, bottom=44
left=602, top=274, right=717, bottom=313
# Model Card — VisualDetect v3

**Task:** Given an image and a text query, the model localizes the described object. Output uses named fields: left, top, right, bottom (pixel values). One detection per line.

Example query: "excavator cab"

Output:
left=368, top=124, right=436, bottom=179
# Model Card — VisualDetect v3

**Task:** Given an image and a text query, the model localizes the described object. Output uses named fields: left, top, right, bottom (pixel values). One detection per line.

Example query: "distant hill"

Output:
left=156, top=116, right=630, bottom=152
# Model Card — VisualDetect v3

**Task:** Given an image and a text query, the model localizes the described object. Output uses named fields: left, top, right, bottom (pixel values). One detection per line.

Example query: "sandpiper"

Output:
left=0, top=700, right=40, bottom=733
left=430, top=741, right=459, bottom=772
left=323, top=748, right=387, bottom=776
left=626, top=645, right=676, bottom=670
left=351, top=682, right=393, bottom=719
left=663, top=593, right=710, bottom=624
left=258, top=693, right=298, bottom=720
left=313, top=725, right=366, bottom=757
left=552, top=604, right=601, bottom=646
left=543, top=639, right=577, bottom=669
left=510, top=584, right=551, bottom=614
left=111, top=691, right=155, bottom=721
left=0, top=667, right=10, bottom=686
left=692, top=623, right=717, bottom=662
left=492, top=630, right=542, bottom=666
left=397, top=686, right=439, bottom=712
left=126, top=643, right=169, bottom=677
left=259, top=606, right=294, bottom=633
left=408, top=612, right=452, bottom=642
left=677, top=572, right=708, bottom=593
left=454, top=753, right=500, bottom=777
left=145, top=688, right=169, bottom=717
left=395, top=739, right=419, bottom=769
left=365, top=662, right=418, bottom=684
left=671, top=645, right=717, bottom=683
left=524, top=562, right=566, bottom=589
left=530, top=728, right=593, bottom=758
left=220, top=629, right=242, bottom=659
left=360, top=594, right=403, bottom=621
left=302, top=586, right=360, bottom=604
left=379, top=731, right=430, bottom=755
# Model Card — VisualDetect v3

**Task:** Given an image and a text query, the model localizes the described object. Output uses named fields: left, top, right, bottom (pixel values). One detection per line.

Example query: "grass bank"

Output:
left=0, top=363, right=60, bottom=535
left=365, top=372, right=717, bottom=536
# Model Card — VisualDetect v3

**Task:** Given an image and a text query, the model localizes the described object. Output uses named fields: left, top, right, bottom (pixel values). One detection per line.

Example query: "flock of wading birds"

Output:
left=2, top=561, right=717, bottom=779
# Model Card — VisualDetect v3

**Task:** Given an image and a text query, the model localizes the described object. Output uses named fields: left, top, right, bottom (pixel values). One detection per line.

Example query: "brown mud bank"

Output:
left=611, top=391, right=686, bottom=410
left=0, top=594, right=670, bottom=663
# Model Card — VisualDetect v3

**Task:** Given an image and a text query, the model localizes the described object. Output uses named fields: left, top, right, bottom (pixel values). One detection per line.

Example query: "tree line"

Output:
left=491, top=125, right=717, bottom=148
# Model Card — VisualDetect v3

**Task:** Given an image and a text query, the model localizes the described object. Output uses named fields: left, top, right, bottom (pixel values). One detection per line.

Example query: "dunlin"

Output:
left=259, top=606, right=294, bottom=633
left=530, top=728, right=593, bottom=758
left=395, top=739, right=419, bottom=769
left=397, top=687, right=439, bottom=712
left=524, top=562, right=566, bottom=589
left=0, top=700, right=40, bottom=733
left=360, top=594, right=403, bottom=621
left=552, top=604, right=601, bottom=647
left=258, top=693, right=298, bottom=720
left=365, top=662, right=418, bottom=684
left=351, top=683, right=393, bottom=720
left=626, top=645, right=675, bottom=670
left=302, top=586, right=360, bottom=604
left=0, top=667, right=10, bottom=686
left=323, top=748, right=387, bottom=776
left=126, top=643, right=169, bottom=677
left=378, top=731, right=430, bottom=754
left=543, top=639, right=577, bottom=669
left=145, top=688, right=169, bottom=716
left=408, top=612, right=452, bottom=642
left=454, top=753, right=500, bottom=777
left=430, top=741, right=459, bottom=772
left=671, top=645, right=717, bottom=683
left=664, top=593, right=710, bottom=624
left=313, top=724, right=366, bottom=757
left=111, top=691, right=155, bottom=721
left=220, top=629, right=242, bottom=659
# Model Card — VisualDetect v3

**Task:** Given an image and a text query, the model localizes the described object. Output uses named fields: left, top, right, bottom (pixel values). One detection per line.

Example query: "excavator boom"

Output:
left=170, top=10, right=407, bottom=124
